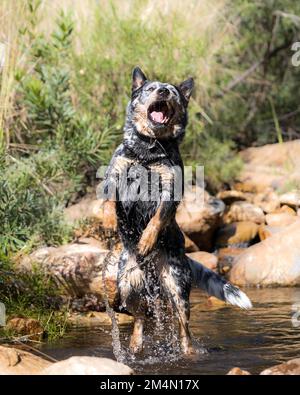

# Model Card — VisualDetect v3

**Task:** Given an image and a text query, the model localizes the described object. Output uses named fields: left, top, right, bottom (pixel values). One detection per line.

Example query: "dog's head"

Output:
left=127, top=66, right=194, bottom=140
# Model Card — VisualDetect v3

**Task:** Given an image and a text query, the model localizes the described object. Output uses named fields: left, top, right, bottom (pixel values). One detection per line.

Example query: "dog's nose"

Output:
left=157, top=87, right=170, bottom=97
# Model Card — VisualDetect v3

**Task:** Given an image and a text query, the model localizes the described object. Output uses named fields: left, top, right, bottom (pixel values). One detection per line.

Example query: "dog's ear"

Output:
left=132, top=66, right=147, bottom=92
left=178, top=78, right=194, bottom=102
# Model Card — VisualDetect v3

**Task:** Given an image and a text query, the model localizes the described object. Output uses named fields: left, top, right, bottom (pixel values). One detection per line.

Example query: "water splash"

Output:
left=102, top=249, right=126, bottom=363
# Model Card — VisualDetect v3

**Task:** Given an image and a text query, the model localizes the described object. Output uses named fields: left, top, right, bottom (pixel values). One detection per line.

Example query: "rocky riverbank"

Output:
left=2, top=140, right=300, bottom=375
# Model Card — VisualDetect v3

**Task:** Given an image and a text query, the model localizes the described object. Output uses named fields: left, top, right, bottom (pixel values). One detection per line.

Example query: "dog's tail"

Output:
left=187, top=256, right=252, bottom=309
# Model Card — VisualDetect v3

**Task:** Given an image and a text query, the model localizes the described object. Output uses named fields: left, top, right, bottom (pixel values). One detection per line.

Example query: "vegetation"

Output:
left=0, top=0, right=300, bottom=338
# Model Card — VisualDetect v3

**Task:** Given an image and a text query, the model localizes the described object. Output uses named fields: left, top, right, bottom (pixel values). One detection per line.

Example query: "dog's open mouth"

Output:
left=148, top=101, right=173, bottom=125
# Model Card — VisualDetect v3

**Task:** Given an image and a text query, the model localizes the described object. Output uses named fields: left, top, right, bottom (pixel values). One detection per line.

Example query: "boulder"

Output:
left=223, top=201, right=265, bottom=224
left=227, top=367, right=251, bottom=375
left=258, top=224, right=283, bottom=241
left=274, top=205, right=296, bottom=215
left=238, top=140, right=300, bottom=192
left=41, top=356, right=134, bottom=375
left=279, top=191, right=300, bottom=208
left=64, top=193, right=103, bottom=223
left=68, top=311, right=133, bottom=326
left=0, top=345, right=50, bottom=375
left=265, top=212, right=298, bottom=227
left=229, top=220, right=300, bottom=286
left=18, top=242, right=119, bottom=309
left=216, top=221, right=259, bottom=247
left=187, top=251, right=218, bottom=271
left=252, top=189, right=280, bottom=213
left=218, top=247, right=245, bottom=274
left=176, top=187, right=225, bottom=251
left=260, top=358, right=300, bottom=375
left=217, top=190, right=248, bottom=205
left=0, top=346, right=134, bottom=375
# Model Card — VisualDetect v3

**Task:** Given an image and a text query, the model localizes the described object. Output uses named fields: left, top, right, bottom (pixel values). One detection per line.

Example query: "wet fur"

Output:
left=102, top=67, right=252, bottom=354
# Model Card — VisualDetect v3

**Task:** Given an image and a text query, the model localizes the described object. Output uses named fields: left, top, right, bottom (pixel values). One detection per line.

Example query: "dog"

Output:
left=101, top=67, right=252, bottom=355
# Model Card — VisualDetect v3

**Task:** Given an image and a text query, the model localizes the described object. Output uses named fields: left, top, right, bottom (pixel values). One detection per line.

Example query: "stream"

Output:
left=40, top=287, right=300, bottom=375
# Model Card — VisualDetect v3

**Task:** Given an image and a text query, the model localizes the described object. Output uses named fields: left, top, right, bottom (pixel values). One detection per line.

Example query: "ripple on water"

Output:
left=39, top=287, right=300, bottom=374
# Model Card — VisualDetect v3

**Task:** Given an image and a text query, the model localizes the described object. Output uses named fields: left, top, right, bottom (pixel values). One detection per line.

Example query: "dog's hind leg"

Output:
left=129, top=317, right=144, bottom=354
left=177, top=300, right=194, bottom=355
left=161, top=263, right=194, bottom=355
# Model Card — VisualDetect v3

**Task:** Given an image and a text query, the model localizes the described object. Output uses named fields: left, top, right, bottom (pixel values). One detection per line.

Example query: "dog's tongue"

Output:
left=151, top=111, right=164, bottom=123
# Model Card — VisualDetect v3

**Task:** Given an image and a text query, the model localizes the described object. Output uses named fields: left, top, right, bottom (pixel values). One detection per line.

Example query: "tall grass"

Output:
left=0, top=1, right=26, bottom=150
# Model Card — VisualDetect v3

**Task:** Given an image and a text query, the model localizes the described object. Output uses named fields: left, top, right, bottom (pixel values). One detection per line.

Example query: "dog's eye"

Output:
left=147, top=86, right=155, bottom=92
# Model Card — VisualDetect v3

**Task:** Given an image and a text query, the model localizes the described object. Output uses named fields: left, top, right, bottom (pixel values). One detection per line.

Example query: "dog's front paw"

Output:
left=137, top=223, right=158, bottom=256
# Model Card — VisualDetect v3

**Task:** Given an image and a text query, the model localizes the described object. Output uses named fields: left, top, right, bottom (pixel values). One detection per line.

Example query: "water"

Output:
left=40, top=288, right=300, bottom=375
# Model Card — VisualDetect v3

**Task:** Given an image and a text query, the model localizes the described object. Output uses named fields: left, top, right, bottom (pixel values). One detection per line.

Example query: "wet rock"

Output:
left=279, top=191, right=300, bottom=209
left=218, top=247, right=245, bottom=274
left=41, top=356, right=134, bottom=375
left=187, top=251, right=218, bottom=271
left=223, top=201, right=265, bottom=225
left=18, top=243, right=119, bottom=309
left=216, top=221, right=259, bottom=247
left=207, top=296, right=226, bottom=308
left=0, top=345, right=50, bottom=375
left=6, top=318, right=44, bottom=340
left=260, top=358, right=300, bottom=375
left=265, top=212, right=298, bottom=227
left=184, top=233, right=199, bottom=253
left=238, top=140, right=300, bottom=192
left=227, top=367, right=251, bottom=375
left=68, top=311, right=133, bottom=326
left=229, top=220, right=300, bottom=286
left=217, top=190, right=248, bottom=205
left=176, top=187, right=225, bottom=251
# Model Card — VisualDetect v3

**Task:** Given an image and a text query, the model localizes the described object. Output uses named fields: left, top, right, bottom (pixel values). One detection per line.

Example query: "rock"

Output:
left=279, top=191, right=300, bottom=208
left=223, top=201, right=265, bottom=224
left=184, top=233, right=199, bottom=253
left=41, top=356, right=134, bottom=375
left=277, top=205, right=296, bottom=215
left=218, top=247, right=245, bottom=274
left=7, top=318, right=44, bottom=340
left=260, top=358, right=300, bottom=375
left=0, top=345, right=50, bottom=375
left=76, top=237, right=109, bottom=250
left=18, top=243, right=119, bottom=309
left=258, top=224, right=284, bottom=241
left=265, top=213, right=298, bottom=227
left=233, top=181, right=257, bottom=193
left=252, top=189, right=281, bottom=213
left=207, top=296, right=226, bottom=308
left=187, top=251, right=218, bottom=271
left=229, top=220, right=300, bottom=286
left=216, top=222, right=259, bottom=247
left=64, top=193, right=103, bottom=223
left=217, top=190, right=248, bottom=205
left=68, top=312, right=133, bottom=326
left=176, top=187, right=225, bottom=251
left=227, top=367, right=251, bottom=375
left=238, top=140, right=300, bottom=192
